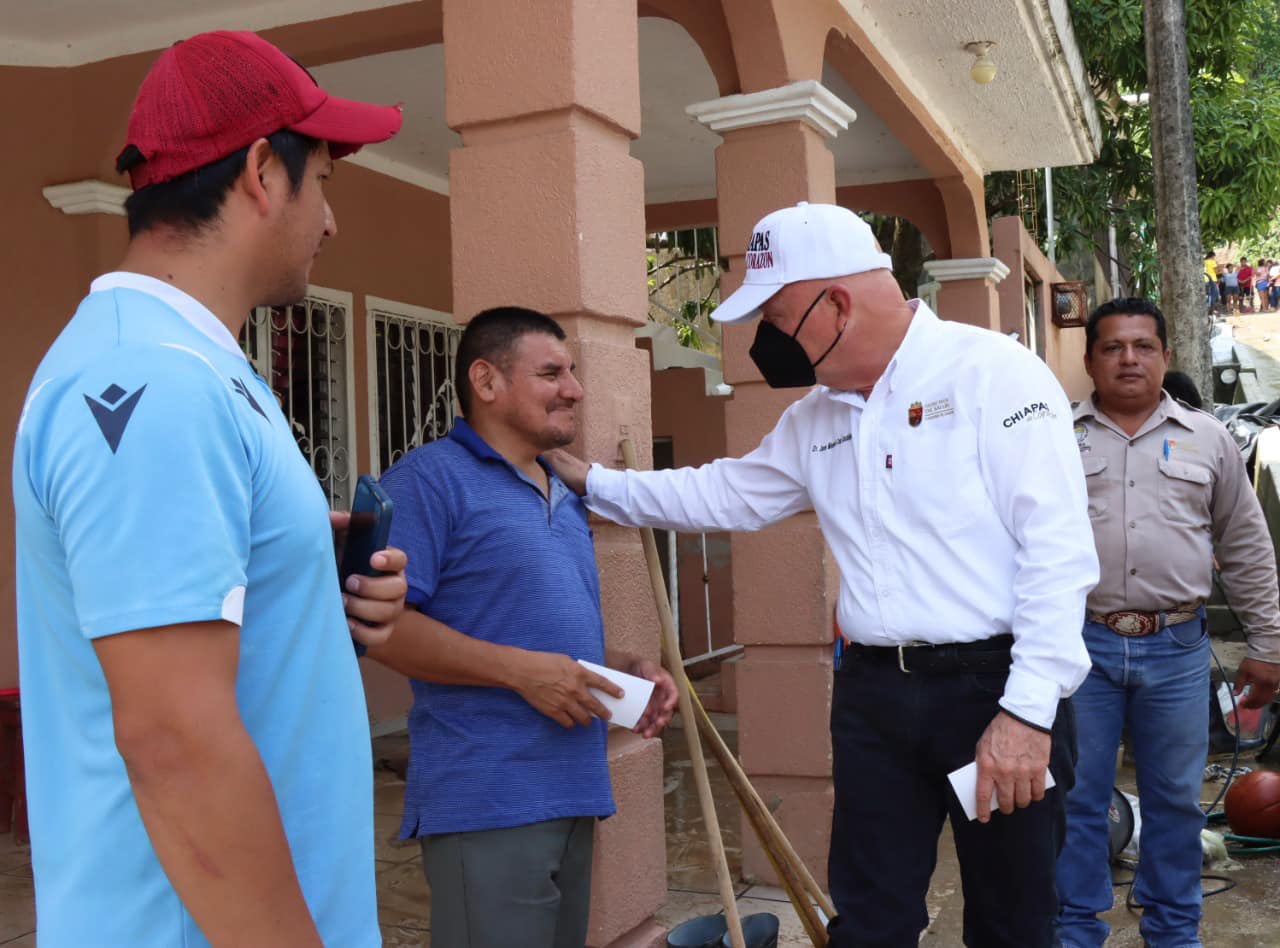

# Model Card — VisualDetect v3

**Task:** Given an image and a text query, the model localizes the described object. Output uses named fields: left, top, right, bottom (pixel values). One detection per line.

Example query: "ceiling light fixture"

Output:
left=965, top=41, right=997, bottom=85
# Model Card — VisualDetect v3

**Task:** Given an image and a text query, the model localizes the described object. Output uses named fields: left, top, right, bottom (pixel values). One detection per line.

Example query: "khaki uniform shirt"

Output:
left=1074, top=393, right=1280, bottom=662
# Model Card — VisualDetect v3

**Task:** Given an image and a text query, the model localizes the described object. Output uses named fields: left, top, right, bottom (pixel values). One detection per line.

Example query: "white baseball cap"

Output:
left=712, top=202, right=894, bottom=324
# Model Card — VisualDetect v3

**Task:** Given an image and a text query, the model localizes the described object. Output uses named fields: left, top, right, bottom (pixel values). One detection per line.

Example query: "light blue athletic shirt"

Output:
left=12, top=273, right=378, bottom=947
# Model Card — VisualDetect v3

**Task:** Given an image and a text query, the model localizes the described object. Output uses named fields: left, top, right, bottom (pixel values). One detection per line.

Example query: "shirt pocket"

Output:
left=1156, top=457, right=1212, bottom=527
left=1082, top=456, right=1109, bottom=519
left=891, top=422, right=987, bottom=535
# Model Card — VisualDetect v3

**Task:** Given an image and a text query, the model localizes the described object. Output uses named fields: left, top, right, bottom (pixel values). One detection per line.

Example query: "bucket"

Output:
left=719, top=913, right=780, bottom=948
left=667, top=914, right=727, bottom=948
left=1108, top=787, right=1140, bottom=860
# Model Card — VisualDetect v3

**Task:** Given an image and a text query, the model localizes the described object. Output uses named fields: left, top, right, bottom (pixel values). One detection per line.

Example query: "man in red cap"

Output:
left=13, top=31, right=407, bottom=946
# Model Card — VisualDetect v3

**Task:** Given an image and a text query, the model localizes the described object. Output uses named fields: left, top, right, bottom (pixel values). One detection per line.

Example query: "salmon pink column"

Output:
left=689, top=81, right=857, bottom=891
left=444, top=2, right=664, bottom=945
left=922, top=258, right=1011, bottom=330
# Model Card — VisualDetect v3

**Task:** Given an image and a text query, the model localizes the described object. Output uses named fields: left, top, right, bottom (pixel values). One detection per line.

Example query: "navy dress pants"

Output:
left=826, top=655, right=1076, bottom=948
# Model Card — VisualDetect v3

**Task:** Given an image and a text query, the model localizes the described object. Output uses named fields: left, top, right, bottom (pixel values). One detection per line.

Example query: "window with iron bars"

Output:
left=366, top=297, right=462, bottom=476
left=239, top=287, right=356, bottom=509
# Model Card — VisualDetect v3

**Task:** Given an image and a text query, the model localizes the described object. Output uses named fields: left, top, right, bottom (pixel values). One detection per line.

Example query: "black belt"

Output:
left=841, top=634, right=1014, bottom=675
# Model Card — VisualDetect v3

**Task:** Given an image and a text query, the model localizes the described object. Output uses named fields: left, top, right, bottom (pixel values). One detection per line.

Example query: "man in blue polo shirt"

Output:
left=13, top=31, right=407, bottom=946
left=369, top=306, right=678, bottom=948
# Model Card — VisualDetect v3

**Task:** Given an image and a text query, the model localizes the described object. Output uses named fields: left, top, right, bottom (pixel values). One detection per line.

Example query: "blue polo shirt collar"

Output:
left=448, top=417, right=571, bottom=510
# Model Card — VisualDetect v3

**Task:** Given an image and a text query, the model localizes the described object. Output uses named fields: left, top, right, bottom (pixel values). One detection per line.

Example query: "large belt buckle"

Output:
left=897, top=641, right=928, bottom=673
left=1108, top=611, right=1158, bottom=637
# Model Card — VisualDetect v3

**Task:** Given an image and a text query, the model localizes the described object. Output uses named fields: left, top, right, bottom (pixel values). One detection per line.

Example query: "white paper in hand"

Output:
left=577, top=660, right=655, bottom=731
left=946, top=760, right=1056, bottom=821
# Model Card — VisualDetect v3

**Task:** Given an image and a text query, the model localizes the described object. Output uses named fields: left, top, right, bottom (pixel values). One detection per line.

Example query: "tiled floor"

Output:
left=3, top=717, right=1280, bottom=946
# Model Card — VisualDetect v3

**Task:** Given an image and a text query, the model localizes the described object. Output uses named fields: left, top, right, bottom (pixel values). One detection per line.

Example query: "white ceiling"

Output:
left=3, top=0, right=1099, bottom=195
left=629, top=19, right=722, bottom=204
left=315, top=17, right=932, bottom=202
left=0, top=0, right=405, bottom=66
left=312, top=44, right=456, bottom=195
left=835, top=0, right=1100, bottom=172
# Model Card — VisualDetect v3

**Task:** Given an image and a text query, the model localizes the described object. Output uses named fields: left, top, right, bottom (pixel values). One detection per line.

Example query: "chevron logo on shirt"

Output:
left=84, top=383, right=146, bottom=454
left=231, top=378, right=269, bottom=421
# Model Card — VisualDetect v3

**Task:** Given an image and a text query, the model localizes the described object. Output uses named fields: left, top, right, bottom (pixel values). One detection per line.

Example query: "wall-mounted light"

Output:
left=965, top=41, right=997, bottom=85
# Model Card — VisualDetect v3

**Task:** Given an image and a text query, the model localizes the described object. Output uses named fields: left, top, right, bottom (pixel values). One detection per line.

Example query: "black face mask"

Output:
left=748, top=287, right=844, bottom=388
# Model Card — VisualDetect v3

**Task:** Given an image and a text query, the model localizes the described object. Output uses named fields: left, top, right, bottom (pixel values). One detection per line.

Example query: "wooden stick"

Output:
left=689, top=691, right=836, bottom=921
left=687, top=690, right=832, bottom=944
left=611, top=441, right=834, bottom=922
left=619, top=439, right=744, bottom=948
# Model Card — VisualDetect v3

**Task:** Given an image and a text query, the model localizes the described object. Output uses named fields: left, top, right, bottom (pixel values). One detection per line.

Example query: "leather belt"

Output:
left=1088, top=600, right=1204, bottom=637
left=842, top=634, right=1014, bottom=675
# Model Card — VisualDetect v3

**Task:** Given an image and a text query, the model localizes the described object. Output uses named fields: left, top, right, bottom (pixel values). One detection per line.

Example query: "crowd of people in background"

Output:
left=1206, top=252, right=1280, bottom=315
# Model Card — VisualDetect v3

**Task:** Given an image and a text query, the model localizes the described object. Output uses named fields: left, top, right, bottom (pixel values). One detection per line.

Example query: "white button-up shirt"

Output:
left=586, top=302, right=1098, bottom=729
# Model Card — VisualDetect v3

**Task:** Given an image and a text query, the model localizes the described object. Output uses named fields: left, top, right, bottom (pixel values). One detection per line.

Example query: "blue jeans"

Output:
left=1056, top=616, right=1209, bottom=948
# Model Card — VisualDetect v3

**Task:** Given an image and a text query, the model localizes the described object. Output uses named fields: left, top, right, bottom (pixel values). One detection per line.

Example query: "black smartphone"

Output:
left=340, top=475, right=393, bottom=657
left=340, top=474, right=394, bottom=583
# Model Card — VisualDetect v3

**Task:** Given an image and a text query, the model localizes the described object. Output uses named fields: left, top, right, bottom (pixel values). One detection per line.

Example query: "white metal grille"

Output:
left=367, top=299, right=461, bottom=475
left=239, top=288, right=356, bottom=509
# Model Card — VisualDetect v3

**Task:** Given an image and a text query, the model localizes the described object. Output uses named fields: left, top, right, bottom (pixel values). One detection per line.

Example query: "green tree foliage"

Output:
left=646, top=228, right=720, bottom=351
left=1238, top=217, right=1280, bottom=260
left=987, top=0, right=1280, bottom=297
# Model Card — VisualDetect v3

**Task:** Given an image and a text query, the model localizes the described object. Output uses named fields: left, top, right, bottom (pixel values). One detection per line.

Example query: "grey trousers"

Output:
left=420, top=816, right=596, bottom=948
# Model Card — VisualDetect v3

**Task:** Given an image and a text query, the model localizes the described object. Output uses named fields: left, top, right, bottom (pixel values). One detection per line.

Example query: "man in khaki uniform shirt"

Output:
left=1056, top=297, right=1280, bottom=948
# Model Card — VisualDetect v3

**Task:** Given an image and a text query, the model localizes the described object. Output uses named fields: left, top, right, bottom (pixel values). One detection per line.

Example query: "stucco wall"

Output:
left=992, top=215, right=1091, bottom=401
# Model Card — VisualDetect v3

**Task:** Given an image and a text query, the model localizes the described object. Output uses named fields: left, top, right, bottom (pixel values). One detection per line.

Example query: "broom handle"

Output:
left=612, top=440, right=835, bottom=922
left=618, top=440, right=745, bottom=948
left=689, top=689, right=836, bottom=920
left=687, top=690, right=830, bottom=946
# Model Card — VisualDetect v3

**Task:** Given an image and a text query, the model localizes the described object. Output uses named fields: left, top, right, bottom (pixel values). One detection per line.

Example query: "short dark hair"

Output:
left=1085, top=297, right=1168, bottom=355
left=121, top=129, right=323, bottom=237
left=1162, top=370, right=1204, bottom=410
left=455, top=307, right=567, bottom=415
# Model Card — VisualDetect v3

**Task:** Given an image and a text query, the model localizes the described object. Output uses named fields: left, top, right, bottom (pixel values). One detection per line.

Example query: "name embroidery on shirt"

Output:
left=1003, top=401, right=1055, bottom=428
left=811, top=433, right=852, bottom=453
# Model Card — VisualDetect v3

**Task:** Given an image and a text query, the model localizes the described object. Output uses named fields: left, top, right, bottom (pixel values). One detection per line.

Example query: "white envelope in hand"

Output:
left=947, top=760, right=1056, bottom=821
left=577, top=660, right=656, bottom=731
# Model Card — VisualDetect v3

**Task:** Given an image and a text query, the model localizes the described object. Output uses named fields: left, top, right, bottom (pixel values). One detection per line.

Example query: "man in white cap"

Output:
left=14, top=31, right=406, bottom=947
left=550, top=202, right=1099, bottom=946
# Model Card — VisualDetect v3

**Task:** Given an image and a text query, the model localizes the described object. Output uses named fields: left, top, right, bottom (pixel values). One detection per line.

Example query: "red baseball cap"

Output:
left=117, top=30, right=403, bottom=190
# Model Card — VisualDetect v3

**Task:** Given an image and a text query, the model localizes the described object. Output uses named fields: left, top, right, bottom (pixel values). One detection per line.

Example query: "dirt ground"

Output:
left=659, top=708, right=1280, bottom=948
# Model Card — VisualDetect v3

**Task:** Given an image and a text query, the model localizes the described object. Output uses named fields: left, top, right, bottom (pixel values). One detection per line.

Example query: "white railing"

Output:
left=664, top=528, right=740, bottom=666
left=241, top=286, right=356, bottom=509
left=366, top=297, right=462, bottom=476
